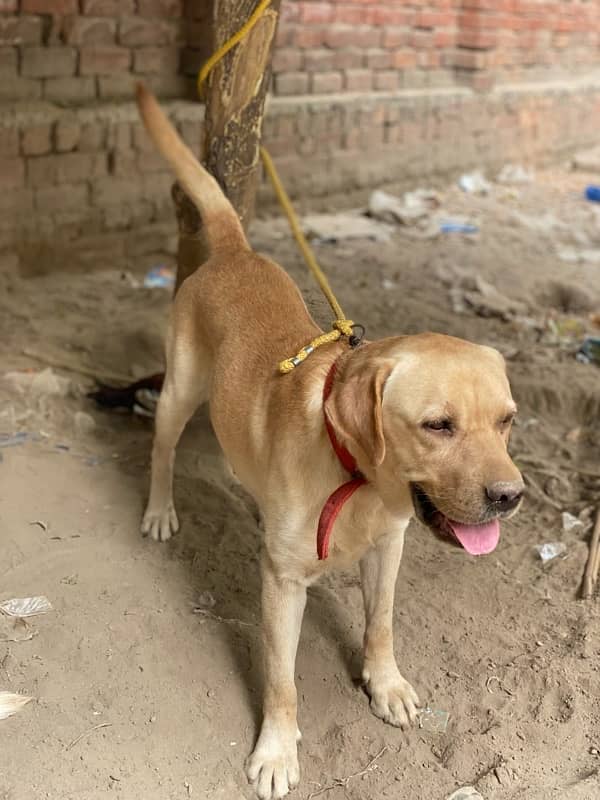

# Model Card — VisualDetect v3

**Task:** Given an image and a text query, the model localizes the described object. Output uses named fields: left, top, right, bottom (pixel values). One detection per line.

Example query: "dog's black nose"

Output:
left=485, top=481, right=524, bottom=511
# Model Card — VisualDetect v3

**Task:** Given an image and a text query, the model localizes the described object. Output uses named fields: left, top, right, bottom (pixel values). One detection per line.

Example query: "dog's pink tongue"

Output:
left=448, top=518, right=500, bottom=555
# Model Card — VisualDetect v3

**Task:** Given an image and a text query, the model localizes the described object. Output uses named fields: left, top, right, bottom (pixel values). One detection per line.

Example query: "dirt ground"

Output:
left=1, top=165, right=599, bottom=800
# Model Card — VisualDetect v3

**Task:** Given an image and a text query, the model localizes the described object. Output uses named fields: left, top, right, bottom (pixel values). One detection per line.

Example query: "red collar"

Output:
left=317, top=361, right=368, bottom=560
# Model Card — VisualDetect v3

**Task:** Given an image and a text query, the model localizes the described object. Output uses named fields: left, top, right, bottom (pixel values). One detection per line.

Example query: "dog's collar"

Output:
left=317, top=360, right=367, bottom=560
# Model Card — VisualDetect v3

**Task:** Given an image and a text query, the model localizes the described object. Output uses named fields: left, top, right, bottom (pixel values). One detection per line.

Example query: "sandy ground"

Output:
left=1, top=166, right=599, bottom=800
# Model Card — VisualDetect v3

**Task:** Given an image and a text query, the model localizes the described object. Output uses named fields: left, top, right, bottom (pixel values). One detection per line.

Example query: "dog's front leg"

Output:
left=246, top=557, right=306, bottom=800
left=360, top=526, right=419, bottom=728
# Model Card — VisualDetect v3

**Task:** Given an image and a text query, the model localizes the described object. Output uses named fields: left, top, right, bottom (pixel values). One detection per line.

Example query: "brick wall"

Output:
left=2, top=1, right=600, bottom=271
left=274, top=0, right=600, bottom=95
left=0, top=0, right=211, bottom=104
left=2, top=1, right=599, bottom=107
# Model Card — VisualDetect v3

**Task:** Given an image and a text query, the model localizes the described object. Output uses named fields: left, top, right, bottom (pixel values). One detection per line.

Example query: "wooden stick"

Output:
left=66, top=722, right=112, bottom=751
left=582, top=508, right=600, bottom=599
left=172, top=0, right=282, bottom=292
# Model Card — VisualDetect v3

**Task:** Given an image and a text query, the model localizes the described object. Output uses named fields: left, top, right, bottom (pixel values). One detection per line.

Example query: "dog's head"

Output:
left=324, top=333, right=523, bottom=555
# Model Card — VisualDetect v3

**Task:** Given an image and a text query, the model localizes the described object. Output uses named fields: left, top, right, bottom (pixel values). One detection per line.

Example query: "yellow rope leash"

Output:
left=197, top=0, right=357, bottom=374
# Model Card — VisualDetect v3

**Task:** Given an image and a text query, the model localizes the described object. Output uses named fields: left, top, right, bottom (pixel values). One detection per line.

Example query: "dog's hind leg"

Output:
left=141, top=324, right=210, bottom=542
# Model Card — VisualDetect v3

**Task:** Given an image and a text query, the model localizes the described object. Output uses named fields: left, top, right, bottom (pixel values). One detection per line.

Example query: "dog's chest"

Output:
left=310, top=488, right=395, bottom=573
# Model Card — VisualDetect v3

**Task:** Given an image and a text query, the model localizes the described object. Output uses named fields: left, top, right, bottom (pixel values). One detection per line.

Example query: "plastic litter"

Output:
left=417, top=706, right=449, bottom=733
left=368, top=188, right=441, bottom=238
left=0, top=691, right=33, bottom=721
left=74, top=411, right=96, bottom=435
left=534, top=542, right=567, bottom=563
left=577, top=336, right=600, bottom=365
left=446, top=788, right=484, bottom=800
left=458, top=171, right=491, bottom=195
left=0, top=596, right=53, bottom=618
left=197, top=591, right=216, bottom=609
left=143, top=265, right=175, bottom=289
left=4, top=368, right=70, bottom=397
left=133, top=388, right=160, bottom=418
left=304, top=211, right=392, bottom=244
left=0, top=432, right=38, bottom=448
left=584, top=185, right=600, bottom=203
left=497, top=164, right=534, bottom=184
left=440, top=220, right=479, bottom=235
left=557, top=247, right=600, bottom=264
left=562, top=511, right=585, bottom=534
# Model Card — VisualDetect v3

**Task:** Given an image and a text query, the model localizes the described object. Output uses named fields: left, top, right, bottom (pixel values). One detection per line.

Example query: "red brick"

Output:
left=133, top=45, right=180, bottom=75
left=458, top=11, right=499, bottom=29
left=333, top=48, right=363, bottom=69
left=460, top=0, right=502, bottom=8
left=34, top=183, right=89, bottom=213
left=365, top=49, right=392, bottom=69
left=44, top=76, right=96, bottom=103
left=0, top=157, right=24, bottom=189
left=382, top=28, right=408, bottom=49
left=411, top=30, right=435, bottom=49
left=22, top=0, right=77, bottom=12
left=63, top=16, right=117, bottom=45
left=119, top=16, right=182, bottom=46
left=27, top=152, right=106, bottom=187
left=434, top=30, right=455, bottom=48
left=415, top=11, right=455, bottom=29
left=82, top=0, right=135, bottom=14
left=334, top=4, right=366, bottom=25
left=373, top=70, right=398, bottom=91
left=418, top=51, right=442, bottom=69
left=21, top=46, right=77, bottom=78
left=393, top=50, right=418, bottom=68
left=97, top=74, right=138, bottom=99
left=137, top=0, right=182, bottom=16
left=0, top=16, right=43, bottom=46
left=299, top=2, right=334, bottom=24
left=274, top=71, right=309, bottom=95
left=280, top=3, right=300, bottom=25
left=79, top=123, right=106, bottom=152
left=445, top=49, right=489, bottom=69
left=0, top=47, right=17, bottom=77
left=372, top=7, right=415, bottom=26
left=303, top=48, right=334, bottom=71
left=54, top=119, right=81, bottom=152
left=21, top=125, right=52, bottom=156
left=80, top=46, right=131, bottom=75
left=275, top=23, right=294, bottom=48
left=293, top=25, right=327, bottom=48
left=344, top=68, right=373, bottom=91
left=457, top=30, right=497, bottom=49
left=143, top=72, right=189, bottom=98
left=311, top=71, right=343, bottom=94
left=0, top=126, right=19, bottom=157
left=272, top=47, right=303, bottom=73
left=0, top=75, right=39, bottom=101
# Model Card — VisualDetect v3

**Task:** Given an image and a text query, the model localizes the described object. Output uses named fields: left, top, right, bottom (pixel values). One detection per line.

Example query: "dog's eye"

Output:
left=500, top=413, right=516, bottom=428
left=423, top=418, right=454, bottom=434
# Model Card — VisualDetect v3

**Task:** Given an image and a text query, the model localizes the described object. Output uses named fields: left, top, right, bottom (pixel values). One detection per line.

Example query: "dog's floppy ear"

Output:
left=324, top=360, right=393, bottom=468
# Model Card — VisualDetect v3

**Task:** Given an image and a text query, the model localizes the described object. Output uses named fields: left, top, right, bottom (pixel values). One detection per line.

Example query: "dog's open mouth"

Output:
left=410, top=484, right=500, bottom=556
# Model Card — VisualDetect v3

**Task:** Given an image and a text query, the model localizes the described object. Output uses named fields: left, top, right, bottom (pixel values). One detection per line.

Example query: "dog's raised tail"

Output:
left=135, top=82, right=247, bottom=253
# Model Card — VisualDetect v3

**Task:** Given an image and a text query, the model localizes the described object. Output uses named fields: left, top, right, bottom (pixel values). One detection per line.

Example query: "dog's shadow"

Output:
left=162, top=407, right=363, bottom=731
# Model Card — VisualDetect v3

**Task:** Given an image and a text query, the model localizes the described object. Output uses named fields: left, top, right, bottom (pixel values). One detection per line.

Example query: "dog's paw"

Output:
left=246, top=730, right=300, bottom=800
left=363, top=665, right=419, bottom=729
left=141, top=504, right=179, bottom=542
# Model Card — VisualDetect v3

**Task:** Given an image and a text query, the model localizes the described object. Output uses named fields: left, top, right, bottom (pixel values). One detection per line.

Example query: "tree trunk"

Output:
left=173, top=0, right=282, bottom=292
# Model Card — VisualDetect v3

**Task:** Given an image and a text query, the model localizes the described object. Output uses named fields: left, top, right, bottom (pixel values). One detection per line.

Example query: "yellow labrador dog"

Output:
left=137, top=85, right=524, bottom=800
